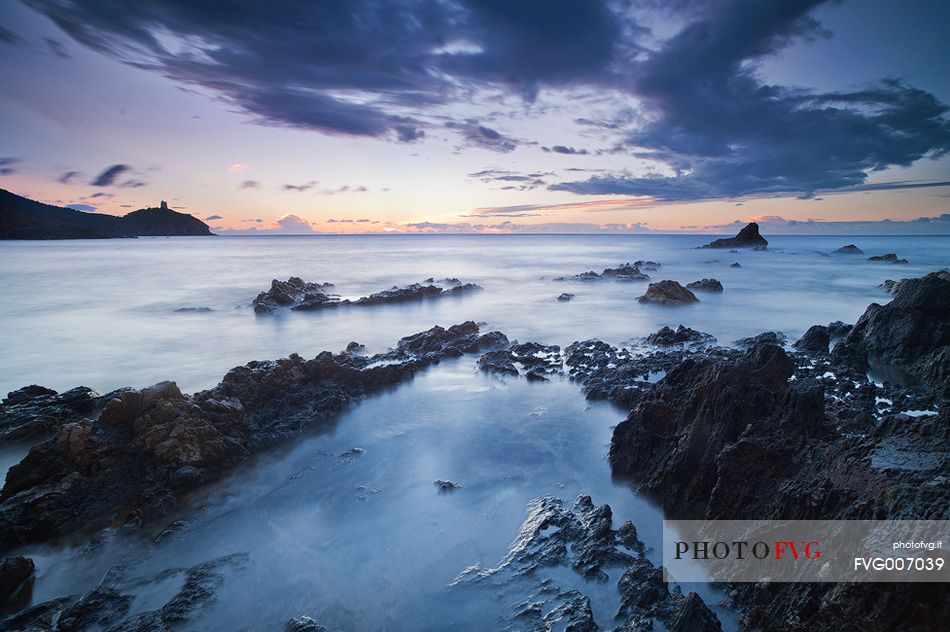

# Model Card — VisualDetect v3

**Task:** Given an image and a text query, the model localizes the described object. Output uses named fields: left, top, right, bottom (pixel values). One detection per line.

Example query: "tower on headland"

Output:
left=160, top=200, right=168, bottom=210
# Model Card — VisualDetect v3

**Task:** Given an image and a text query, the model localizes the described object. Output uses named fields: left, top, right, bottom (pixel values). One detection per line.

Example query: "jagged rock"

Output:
left=794, top=325, right=830, bottom=354
left=0, top=386, right=112, bottom=442
left=646, top=325, right=716, bottom=347
left=286, top=615, right=327, bottom=632
left=434, top=480, right=461, bottom=492
left=0, top=556, right=34, bottom=609
left=639, top=281, right=699, bottom=305
left=557, top=292, right=574, bottom=302
left=700, top=222, right=767, bottom=249
left=827, top=321, right=852, bottom=338
left=0, top=323, right=505, bottom=552
left=478, top=350, right=519, bottom=376
left=686, top=278, right=723, bottom=292
left=634, top=260, right=662, bottom=271
left=730, top=262, right=742, bottom=268
left=253, top=277, right=336, bottom=313
left=834, top=270, right=949, bottom=391
left=601, top=263, right=650, bottom=281
left=353, top=282, right=481, bottom=306
left=868, top=253, right=908, bottom=264
left=834, top=244, right=864, bottom=254
left=477, top=342, right=562, bottom=380
left=735, top=331, right=787, bottom=348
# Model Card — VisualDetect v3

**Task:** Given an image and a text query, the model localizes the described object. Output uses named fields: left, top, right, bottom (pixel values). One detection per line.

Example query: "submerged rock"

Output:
left=434, top=480, right=461, bottom=492
left=555, top=263, right=653, bottom=282
left=646, top=325, right=716, bottom=347
left=477, top=342, right=562, bottom=381
left=686, top=278, right=723, bottom=292
left=556, top=292, right=574, bottom=302
left=700, top=222, right=767, bottom=249
left=868, top=253, right=909, bottom=264
left=834, top=244, right=864, bottom=254
left=638, top=280, right=699, bottom=305
left=730, top=262, right=742, bottom=268
left=286, top=615, right=327, bottom=632
left=0, top=322, right=506, bottom=551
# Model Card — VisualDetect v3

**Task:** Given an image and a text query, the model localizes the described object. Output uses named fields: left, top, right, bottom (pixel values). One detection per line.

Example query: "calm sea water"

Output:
left=2, top=234, right=948, bottom=630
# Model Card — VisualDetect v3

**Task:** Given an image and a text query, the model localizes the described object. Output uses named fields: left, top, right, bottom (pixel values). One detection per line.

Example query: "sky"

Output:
left=0, top=0, right=949, bottom=235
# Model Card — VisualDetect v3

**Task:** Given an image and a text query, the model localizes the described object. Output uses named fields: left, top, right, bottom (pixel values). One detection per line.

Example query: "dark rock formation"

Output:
left=1, top=553, right=246, bottom=631
left=827, top=320, right=853, bottom=339
left=287, top=615, right=327, bottom=632
left=434, top=480, right=461, bottom=492
left=452, top=495, right=720, bottom=631
left=0, top=385, right=119, bottom=443
left=868, top=253, right=909, bottom=264
left=730, top=262, right=742, bottom=268
left=0, top=323, right=506, bottom=552
left=555, top=263, right=653, bottom=282
left=0, top=556, right=34, bottom=609
left=646, top=325, right=716, bottom=347
left=254, top=277, right=480, bottom=313
left=638, top=280, right=699, bottom=305
left=686, top=278, right=723, bottom=292
left=834, top=244, right=864, bottom=254
left=478, top=342, right=562, bottom=381
left=794, top=324, right=831, bottom=354
left=253, top=277, right=336, bottom=313
left=634, top=260, right=662, bottom=271
left=735, top=331, right=787, bottom=348
left=700, top=222, right=767, bottom=249
left=833, top=270, right=949, bottom=391
left=556, top=292, right=574, bottom=302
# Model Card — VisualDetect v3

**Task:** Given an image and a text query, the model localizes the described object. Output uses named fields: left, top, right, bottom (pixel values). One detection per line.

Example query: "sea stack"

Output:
left=701, top=222, right=768, bottom=249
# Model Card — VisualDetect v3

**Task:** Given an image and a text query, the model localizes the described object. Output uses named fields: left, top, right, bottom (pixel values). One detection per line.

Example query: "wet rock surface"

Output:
left=0, top=555, right=34, bottom=610
left=0, top=322, right=506, bottom=552
left=554, top=263, right=653, bottom=282
left=700, top=222, right=767, bottom=249
left=793, top=324, right=830, bottom=354
left=638, top=280, right=699, bottom=305
left=1, top=553, right=247, bottom=631
left=452, top=494, right=720, bottom=631
left=478, top=341, right=562, bottom=381
left=646, top=325, right=716, bottom=347
left=253, top=277, right=481, bottom=313
left=0, top=386, right=121, bottom=443
left=734, top=331, right=786, bottom=348
left=686, top=278, right=723, bottom=292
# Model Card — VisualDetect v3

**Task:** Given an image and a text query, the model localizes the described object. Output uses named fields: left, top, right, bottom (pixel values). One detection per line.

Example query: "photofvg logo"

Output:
left=663, top=520, right=948, bottom=583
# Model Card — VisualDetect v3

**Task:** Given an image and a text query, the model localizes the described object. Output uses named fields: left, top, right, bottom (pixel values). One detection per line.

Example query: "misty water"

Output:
left=2, top=234, right=948, bottom=630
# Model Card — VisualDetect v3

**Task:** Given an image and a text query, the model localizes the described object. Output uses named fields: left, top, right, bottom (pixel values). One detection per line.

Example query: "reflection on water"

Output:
left=2, top=234, right=947, bottom=395
left=21, top=360, right=739, bottom=630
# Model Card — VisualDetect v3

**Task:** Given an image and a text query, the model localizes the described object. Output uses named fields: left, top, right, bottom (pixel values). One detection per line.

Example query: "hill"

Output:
left=0, top=188, right=214, bottom=239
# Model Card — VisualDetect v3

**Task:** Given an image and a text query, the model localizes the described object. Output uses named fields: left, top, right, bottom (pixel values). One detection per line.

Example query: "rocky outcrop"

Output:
left=868, top=253, right=909, bottom=264
left=793, top=324, right=830, bottom=354
left=638, top=280, right=699, bottom=305
left=556, top=292, right=574, bottom=302
left=0, top=385, right=119, bottom=442
left=254, top=277, right=480, bottom=313
left=0, top=556, right=34, bottom=610
left=1, top=553, right=246, bottom=631
left=253, top=277, right=336, bottom=313
left=478, top=341, right=561, bottom=381
left=730, top=262, right=742, bottom=268
left=834, top=244, right=863, bottom=254
left=686, top=278, right=723, bottom=292
left=646, top=325, right=716, bottom=347
left=554, top=263, right=653, bottom=282
left=735, top=331, right=786, bottom=348
left=286, top=615, right=327, bottom=632
left=452, top=494, right=720, bottom=631
left=833, top=270, right=949, bottom=391
left=700, top=222, right=767, bottom=249
left=0, top=322, right=506, bottom=551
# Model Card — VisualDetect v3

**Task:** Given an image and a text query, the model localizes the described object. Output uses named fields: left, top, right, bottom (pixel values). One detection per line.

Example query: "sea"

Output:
left=1, top=233, right=947, bottom=630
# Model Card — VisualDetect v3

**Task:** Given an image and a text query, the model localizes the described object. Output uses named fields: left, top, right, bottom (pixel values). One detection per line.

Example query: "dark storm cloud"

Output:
left=91, top=164, right=130, bottom=186
left=0, top=158, right=19, bottom=176
left=554, top=0, right=950, bottom=200
left=26, top=0, right=626, bottom=139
